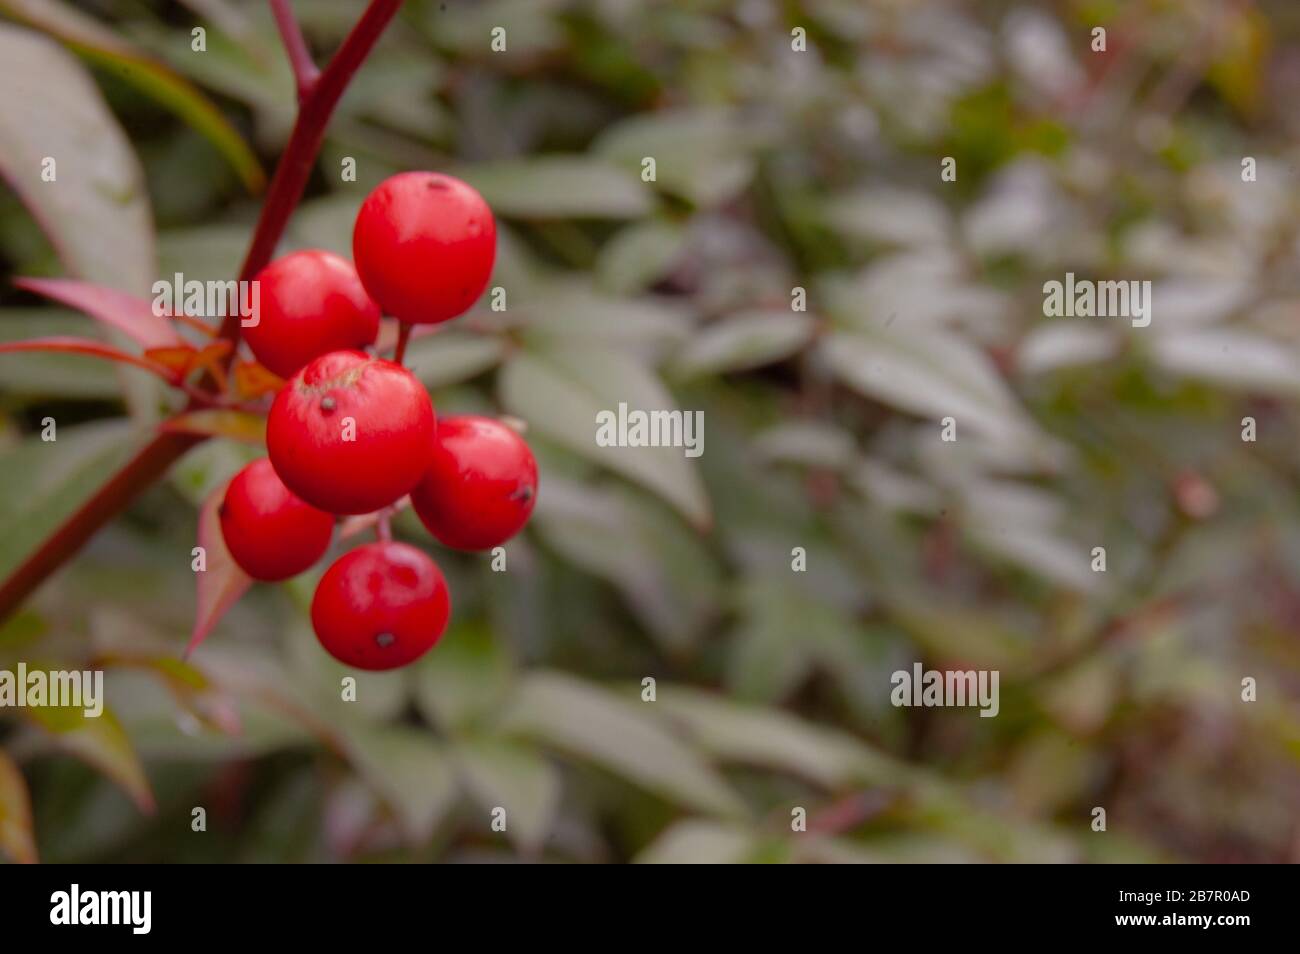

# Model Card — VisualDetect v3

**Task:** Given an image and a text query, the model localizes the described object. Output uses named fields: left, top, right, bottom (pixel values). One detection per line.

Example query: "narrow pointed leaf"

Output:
left=0, top=337, right=179, bottom=382
left=0, top=750, right=37, bottom=863
left=14, top=277, right=180, bottom=349
left=187, top=481, right=252, bottom=658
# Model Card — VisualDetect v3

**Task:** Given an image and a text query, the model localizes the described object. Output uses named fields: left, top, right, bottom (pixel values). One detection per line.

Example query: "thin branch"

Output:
left=270, top=0, right=320, bottom=100
left=0, top=0, right=406, bottom=623
left=231, top=0, right=404, bottom=294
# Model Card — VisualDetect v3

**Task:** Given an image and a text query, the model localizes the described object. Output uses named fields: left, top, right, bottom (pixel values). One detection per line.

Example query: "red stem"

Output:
left=394, top=322, right=413, bottom=365
left=0, top=0, right=405, bottom=623
left=270, top=0, right=321, bottom=101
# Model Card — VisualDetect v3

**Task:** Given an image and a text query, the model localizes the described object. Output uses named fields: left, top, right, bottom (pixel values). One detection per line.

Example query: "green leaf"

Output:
left=501, top=672, right=746, bottom=818
left=819, top=325, right=1050, bottom=466
left=1147, top=328, right=1300, bottom=396
left=0, top=420, right=141, bottom=583
left=404, top=332, right=507, bottom=389
left=594, top=108, right=758, bottom=206
left=0, top=23, right=155, bottom=293
left=498, top=346, right=711, bottom=529
left=673, top=310, right=817, bottom=378
left=455, top=157, right=654, bottom=219
left=0, top=0, right=265, bottom=192
left=596, top=219, right=688, bottom=295
left=0, top=309, right=121, bottom=397
left=532, top=477, right=721, bottom=652
left=0, top=749, right=37, bottom=863
left=341, top=725, right=458, bottom=845
left=655, top=687, right=904, bottom=790
left=452, top=739, right=560, bottom=855
left=22, top=702, right=154, bottom=812
left=412, top=621, right=514, bottom=732
left=634, top=820, right=756, bottom=864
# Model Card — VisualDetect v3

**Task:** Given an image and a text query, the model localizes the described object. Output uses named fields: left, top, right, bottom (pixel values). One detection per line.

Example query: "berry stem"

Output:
left=394, top=321, right=413, bottom=365
left=0, top=0, right=405, bottom=623
left=377, top=512, right=393, bottom=542
left=269, top=0, right=321, bottom=101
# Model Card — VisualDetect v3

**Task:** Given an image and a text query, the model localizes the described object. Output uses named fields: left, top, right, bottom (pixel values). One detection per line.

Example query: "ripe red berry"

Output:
left=410, top=416, right=538, bottom=550
left=244, top=249, right=380, bottom=379
left=311, top=541, right=450, bottom=670
left=352, top=171, right=496, bottom=325
left=267, top=350, right=435, bottom=515
left=219, top=458, right=333, bottom=581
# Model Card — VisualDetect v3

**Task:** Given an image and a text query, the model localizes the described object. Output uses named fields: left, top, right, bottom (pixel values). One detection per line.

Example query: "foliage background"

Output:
left=2, top=0, right=1300, bottom=863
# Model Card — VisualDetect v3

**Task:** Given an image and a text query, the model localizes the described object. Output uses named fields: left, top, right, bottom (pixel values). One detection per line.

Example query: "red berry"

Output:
left=352, top=172, right=496, bottom=324
left=267, top=350, right=435, bottom=515
left=311, top=541, right=450, bottom=670
left=219, top=458, right=333, bottom=581
left=410, top=416, right=538, bottom=550
left=244, top=250, right=380, bottom=379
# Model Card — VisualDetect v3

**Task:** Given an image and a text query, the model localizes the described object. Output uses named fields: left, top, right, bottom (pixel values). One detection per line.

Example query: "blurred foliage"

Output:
left=2, top=0, right=1300, bottom=863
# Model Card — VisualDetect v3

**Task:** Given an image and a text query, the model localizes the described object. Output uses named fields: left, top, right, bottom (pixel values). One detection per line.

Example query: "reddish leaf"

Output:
left=14, top=277, right=181, bottom=350
left=0, top=336, right=180, bottom=383
left=162, top=410, right=266, bottom=445
left=0, top=750, right=37, bottom=864
left=188, top=340, right=235, bottom=390
left=143, top=344, right=199, bottom=375
left=233, top=359, right=285, bottom=399
left=144, top=340, right=233, bottom=382
left=188, top=482, right=253, bottom=659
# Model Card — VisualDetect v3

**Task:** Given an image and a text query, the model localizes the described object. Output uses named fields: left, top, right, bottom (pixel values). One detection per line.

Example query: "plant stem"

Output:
left=394, top=322, right=413, bottom=364
left=269, top=0, right=321, bottom=101
left=0, top=431, right=205, bottom=621
left=0, top=0, right=405, bottom=623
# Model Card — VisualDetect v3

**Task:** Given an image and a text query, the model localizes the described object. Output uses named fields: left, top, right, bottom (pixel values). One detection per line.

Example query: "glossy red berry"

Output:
left=244, top=250, right=380, bottom=379
left=352, top=171, right=496, bottom=325
left=267, top=350, right=435, bottom=515
left=311, top=541, right=450, bottom=670
left=410, top=416, right=538, bottom=551
left=219, top=458, right=333, bottom=581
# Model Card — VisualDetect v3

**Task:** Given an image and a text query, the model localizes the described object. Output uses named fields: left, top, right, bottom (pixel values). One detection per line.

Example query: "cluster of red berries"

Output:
left=218, top=172, right=537, bottom=671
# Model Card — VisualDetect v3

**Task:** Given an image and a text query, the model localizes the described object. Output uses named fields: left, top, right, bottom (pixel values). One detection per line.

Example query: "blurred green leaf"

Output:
left=501, top=672, right=747, bottom=818
left=452, top=738, right=560, bottom=855
left=673, top=310, right=816, bottom=378
left=22, top=702, right=154, bottom=812
left=0, top=749, right=37, bottom=863
left=656, top=687, right=903, bottom=790
left=412, top=621, right=514, bottom=733
left=595, top=219, right=687, bottom=295
left=0, top=23, right=155, bottom=293
left=595, top=108, right=757, bottom=207
left=342, top=725, right=457, bottom=845
left=455, top=157, right=654, bottom=219
left=405, top=331, right=506, bottom=389
left=634, top=819, right=755, bottom=864
left=0, top=0, right=265, bottom=192
left=498, top=345, right=711, bottom=528
left=0, top=420, right=140, bottom=583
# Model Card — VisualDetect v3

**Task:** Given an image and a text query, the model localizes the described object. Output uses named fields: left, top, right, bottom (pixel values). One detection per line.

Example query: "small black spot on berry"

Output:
left=375, top=632, right=396, bottom=648
left=321, top=396, right=337, bottom=413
